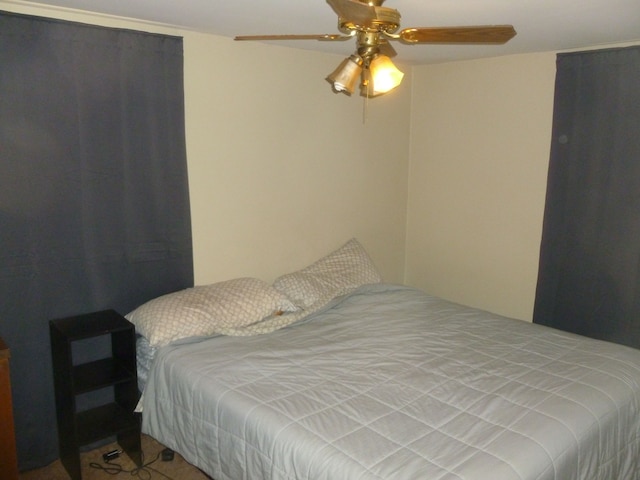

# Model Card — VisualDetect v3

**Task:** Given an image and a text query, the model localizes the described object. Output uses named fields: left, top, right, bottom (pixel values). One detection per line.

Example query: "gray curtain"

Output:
left=533, top=46, right=640, bottom=349
left=0, top=11, right=193, bottom=470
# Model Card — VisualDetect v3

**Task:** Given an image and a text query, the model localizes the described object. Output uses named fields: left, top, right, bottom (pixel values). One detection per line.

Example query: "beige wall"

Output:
left=405, top=53, right=557, bottom=321
left=183, top=34, right=411, bottom=285
left=2, top=1, right=411, bottom=285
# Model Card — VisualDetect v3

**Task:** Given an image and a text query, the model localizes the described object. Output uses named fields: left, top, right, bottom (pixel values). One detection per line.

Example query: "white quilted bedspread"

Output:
left=141, top=284, right=640, bottom=480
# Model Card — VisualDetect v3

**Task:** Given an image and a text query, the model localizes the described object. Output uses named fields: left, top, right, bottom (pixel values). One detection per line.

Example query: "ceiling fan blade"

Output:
left=235, top=34, right=351, bottom=41
left=378, top=39, right=397, bottom=58
left=326, top=0, right=376, bottom=24
left=399, top=25, right=516, bottom=44
left=326, top=0, right=400, bottom=28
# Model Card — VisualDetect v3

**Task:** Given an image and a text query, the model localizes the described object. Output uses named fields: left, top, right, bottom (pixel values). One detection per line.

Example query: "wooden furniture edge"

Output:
left=0, top=337, right=9, bottom=359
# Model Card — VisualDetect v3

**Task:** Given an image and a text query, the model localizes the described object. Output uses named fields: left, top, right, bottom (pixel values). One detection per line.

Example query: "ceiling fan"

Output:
left=235, top=0, right=516, bottom=97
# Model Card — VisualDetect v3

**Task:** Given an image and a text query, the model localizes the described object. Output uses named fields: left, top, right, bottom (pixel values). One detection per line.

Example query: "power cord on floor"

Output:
left=89, top=448, right=176, bottom=480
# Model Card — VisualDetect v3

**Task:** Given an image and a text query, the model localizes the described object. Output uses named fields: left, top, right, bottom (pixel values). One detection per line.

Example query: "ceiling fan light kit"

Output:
left=325, top=51, right=403, bottom=97
left=326, top=52, right=403, bottom=97
left=235, top=0, right=516, bottom=98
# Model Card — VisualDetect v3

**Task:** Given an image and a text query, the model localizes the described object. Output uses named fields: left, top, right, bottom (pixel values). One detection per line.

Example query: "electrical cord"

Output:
left=89, top=448, right=176, bottom=480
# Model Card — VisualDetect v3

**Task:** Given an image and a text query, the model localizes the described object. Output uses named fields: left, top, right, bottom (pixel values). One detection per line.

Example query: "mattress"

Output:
left=140, top=284, right=640, bottom=479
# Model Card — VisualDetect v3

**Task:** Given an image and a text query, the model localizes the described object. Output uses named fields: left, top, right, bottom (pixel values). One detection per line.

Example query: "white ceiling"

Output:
left=22, top=0, right=640, bottom=64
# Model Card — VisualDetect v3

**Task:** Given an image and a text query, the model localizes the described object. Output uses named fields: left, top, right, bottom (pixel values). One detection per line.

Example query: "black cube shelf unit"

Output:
left=49, top=310, right=142, bottom=480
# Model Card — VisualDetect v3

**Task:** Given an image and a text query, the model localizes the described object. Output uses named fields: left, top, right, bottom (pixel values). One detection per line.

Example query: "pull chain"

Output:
left=362, top=92, right=369, bottom=124
left=361, top=71, right=371, bottom=124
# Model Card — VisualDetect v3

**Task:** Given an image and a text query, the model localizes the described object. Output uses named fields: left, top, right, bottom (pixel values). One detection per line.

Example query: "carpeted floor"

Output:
left=19, top=434, right=211, bottom=480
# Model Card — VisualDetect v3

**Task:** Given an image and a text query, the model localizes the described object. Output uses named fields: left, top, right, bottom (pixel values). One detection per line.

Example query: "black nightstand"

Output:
left=49, top=310, right=142, bottom=480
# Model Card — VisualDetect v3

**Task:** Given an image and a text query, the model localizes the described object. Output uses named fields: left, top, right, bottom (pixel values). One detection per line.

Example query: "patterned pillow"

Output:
left=273, top=238, right=382, bottom=309
left=126, top=277, right=298, bottom=347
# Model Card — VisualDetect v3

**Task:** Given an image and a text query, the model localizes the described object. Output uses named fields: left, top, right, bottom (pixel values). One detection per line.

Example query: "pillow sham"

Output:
left=273, top=238, right=382, bottom=309
left=126, top=277, right=298, bottom=347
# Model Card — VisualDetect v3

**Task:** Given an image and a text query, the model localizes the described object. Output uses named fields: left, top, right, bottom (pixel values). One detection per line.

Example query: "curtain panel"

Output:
left=533, top=46, right=640, bottom=349
left=0, top=11, right=193, bottom=470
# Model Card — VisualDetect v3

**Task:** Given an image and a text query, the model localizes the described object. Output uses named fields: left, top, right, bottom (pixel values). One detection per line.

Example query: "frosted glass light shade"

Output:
left=367, top=54, right=404, bottom=96
left=326, top=55, right=363, bottom=95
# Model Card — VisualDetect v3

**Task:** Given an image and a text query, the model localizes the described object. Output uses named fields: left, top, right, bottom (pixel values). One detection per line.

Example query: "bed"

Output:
left=128, top=240, right=640, bottom=480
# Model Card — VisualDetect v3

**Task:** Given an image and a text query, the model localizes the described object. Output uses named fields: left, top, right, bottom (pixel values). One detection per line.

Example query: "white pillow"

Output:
left=126, top=277, right=298, bottom=347
left=273, top=238, right=382, bottom=309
